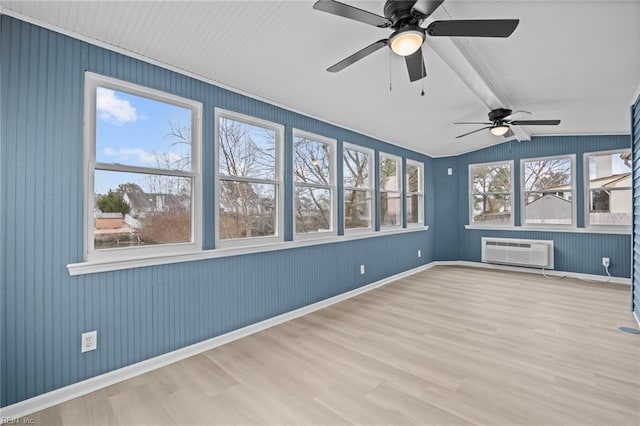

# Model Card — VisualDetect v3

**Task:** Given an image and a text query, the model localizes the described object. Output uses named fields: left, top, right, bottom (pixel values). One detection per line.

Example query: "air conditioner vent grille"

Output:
left=481, top=238, right=554, bottom=269
left=486, top=241, right=532, bottom=248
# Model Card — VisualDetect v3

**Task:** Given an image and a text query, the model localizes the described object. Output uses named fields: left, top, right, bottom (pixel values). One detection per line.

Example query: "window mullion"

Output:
left=94, top=162, right=195, bottom=178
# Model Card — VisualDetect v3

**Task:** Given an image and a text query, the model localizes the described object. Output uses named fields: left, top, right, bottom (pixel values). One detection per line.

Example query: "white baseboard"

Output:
left=0, top=262, right=436, bottom=420
left=432, top=260, right=631, bottom=285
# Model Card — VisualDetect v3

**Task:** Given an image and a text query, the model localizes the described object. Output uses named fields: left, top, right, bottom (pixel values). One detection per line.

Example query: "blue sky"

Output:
left=95, top=87, right=191, bottom=195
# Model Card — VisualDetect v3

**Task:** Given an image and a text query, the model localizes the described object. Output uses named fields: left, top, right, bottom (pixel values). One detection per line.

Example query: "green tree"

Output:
left=97, top=190, right=131, bottom=215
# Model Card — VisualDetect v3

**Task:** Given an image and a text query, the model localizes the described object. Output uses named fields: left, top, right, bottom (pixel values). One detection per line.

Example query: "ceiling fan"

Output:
left=313, top=0, right=519, bottom=82
left=454, top=108, right=561, bottom=139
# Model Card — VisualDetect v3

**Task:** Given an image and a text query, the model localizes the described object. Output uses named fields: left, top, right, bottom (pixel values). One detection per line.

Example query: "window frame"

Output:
left=405, top=159, right=424, bottom=227
left=583, top=149, right=632, bottom=230
left=83, top=72, right=203, bottom=262
left=292, top=129, right=337, bottom=239
left=520, top=154, right=576, bottom=228
left=468, top=160, right=514, bottom=227
left=342, top=142, right=375, bottom=233
left=379, top=152, right=403, bottom=229
left=214, top=108, right=285, bottom=248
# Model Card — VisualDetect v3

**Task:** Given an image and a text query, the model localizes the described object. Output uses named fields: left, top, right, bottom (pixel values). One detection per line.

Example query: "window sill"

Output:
left=464, top=225, right=630, bottom=235
left=67, top=226, right=429, bottom=276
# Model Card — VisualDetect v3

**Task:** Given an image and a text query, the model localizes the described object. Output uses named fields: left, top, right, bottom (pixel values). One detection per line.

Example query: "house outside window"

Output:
left=406, top=160, right=424, bottom=225
left=84, top=72, right=202, bottom=261
left=522, top=155, right=575, bottom=226
left=469, top=161, right=513, bottom=226
left=215, top=109, right=284, bottom=247
left=379, top=153, right=402, bottom=228
left=585, top=150, right=632, bottom=227
left=293, top=130, right=336, bottom=238
left=343, top=143, right=374, bottom=231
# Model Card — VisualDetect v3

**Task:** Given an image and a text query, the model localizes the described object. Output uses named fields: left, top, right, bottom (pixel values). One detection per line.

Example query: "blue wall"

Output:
left=632, top=94, right=640, bottom=319
left=433, top=135, right=632, bottom=277
left=0, top=16, right=434, bottom=407
left=0, top=15, right=634, bottom=408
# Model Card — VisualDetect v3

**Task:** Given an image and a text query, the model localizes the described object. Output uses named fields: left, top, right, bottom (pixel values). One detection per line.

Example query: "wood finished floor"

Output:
left=25, top=266, right=640, bottom=425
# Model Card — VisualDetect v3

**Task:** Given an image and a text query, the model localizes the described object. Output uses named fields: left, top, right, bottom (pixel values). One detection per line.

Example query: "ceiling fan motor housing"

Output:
left=488, top=108, right=513, bottom=121
left=383, top=0, right=419, bottom=27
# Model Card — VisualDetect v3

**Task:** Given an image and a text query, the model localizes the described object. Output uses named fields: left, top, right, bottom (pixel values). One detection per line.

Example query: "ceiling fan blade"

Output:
left=412, top=0, right=444, bottom=19
left=405, top=49, right=426, bottom=82
left=510, top=119, right=561, bottom=126
left=455, top=126, right=492, bottom=139
left=505, top=110, right=532, bottom=119
left=327, top=39, right=388, bottom=73
left=313, top=0, right=391, bottom=28
left=454, top=122, right=492, bottom=125
left=502, top=128, right=516, bottom=139
left=426, top=19, right=519, bottom=37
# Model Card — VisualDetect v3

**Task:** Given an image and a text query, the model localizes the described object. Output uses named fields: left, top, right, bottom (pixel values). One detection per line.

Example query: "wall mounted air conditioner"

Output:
left=481, top=237, right=554, bottom=269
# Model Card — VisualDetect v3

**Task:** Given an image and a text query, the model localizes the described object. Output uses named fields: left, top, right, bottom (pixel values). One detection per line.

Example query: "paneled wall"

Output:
left=0, top=16, right=434, bottom=407
left=433, top=135, right=632, bottom=277
left=632, top=93, right=640, bottom=319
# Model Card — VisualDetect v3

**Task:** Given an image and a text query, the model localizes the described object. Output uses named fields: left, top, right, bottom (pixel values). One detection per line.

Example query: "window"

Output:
left=522, top=155, right=575, bottom=226
left=84, top=73, right=202, bottom=261
left=343, top=143, right=374, bottom=231
left=293, top=130, right=336, bottom=237
left=469, top=161, right=513, bottom=226
left=406, top=160, right=424, bottom=225
left=585, top=150, right=632, bottom=227
left=379, top=153, right=402, bottom=228
left=215, top=109, right=283, bottom=247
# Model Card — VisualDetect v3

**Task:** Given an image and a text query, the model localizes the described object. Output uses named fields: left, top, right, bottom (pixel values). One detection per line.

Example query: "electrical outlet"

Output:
left=418, top=250, right=422, bottom=258
left=360, top=264, right=365, bottom=275
left=81, top=330, right=97, bottom=353
left=602, top=257, right=610, bottom=268
left=447, top=168, right=453, bottom=176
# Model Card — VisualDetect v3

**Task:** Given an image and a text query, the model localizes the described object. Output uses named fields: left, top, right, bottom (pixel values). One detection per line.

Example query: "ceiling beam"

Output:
left=424, top=8, right=531, bottom=142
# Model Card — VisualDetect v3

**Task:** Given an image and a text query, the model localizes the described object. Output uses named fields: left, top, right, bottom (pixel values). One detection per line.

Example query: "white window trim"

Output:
left=468, top=160, right=514, bottom=227
left=214, top=108, right=285, bottom=249
left=292, top=129, right=337, bottom=240
left=405, top=159, right=424, bottom=227
left=67, top=225, right=429, bottom=276
left=520, top=154, right=577, bottom=229
left=343, top=142, right=375, bottom=234
left=379, top=152, right=403, bottom=229
left=583, top=149, right=632, bottom=231
left=83, top=72, right=203, bottom=262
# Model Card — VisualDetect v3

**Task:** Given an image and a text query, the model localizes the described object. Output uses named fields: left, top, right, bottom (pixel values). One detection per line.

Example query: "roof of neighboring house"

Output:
left=537, top=172, right=631, bottom=192
left=124, top=191, right=184, bottom=212
left=600, top=172, right=631, bottom=188
left=526, top=193, right=571, bottom=206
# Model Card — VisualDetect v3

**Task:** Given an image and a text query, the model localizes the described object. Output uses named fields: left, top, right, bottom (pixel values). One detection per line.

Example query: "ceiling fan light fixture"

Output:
left=490, top=124, right=510, bottom=136
left=389, top=26, right=425, bottom=56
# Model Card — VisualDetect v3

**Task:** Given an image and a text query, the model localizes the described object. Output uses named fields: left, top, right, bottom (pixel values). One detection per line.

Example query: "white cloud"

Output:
left=96, top=88, right=138, bottom=125
left=102, top=147, right=184, bottom=167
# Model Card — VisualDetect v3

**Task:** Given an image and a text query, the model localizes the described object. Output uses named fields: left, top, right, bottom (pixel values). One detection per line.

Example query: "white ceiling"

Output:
left=2, top=1, right=639, bottom=156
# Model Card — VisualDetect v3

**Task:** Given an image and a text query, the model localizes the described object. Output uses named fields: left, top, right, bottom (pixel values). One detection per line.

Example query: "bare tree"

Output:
left=344, top=149, right=370, bottom=227
left=294, top=138, right=331, bottom=232
left=524, top=159, right=571, bottom=192
left=218, top=118, right=276, bottom=239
